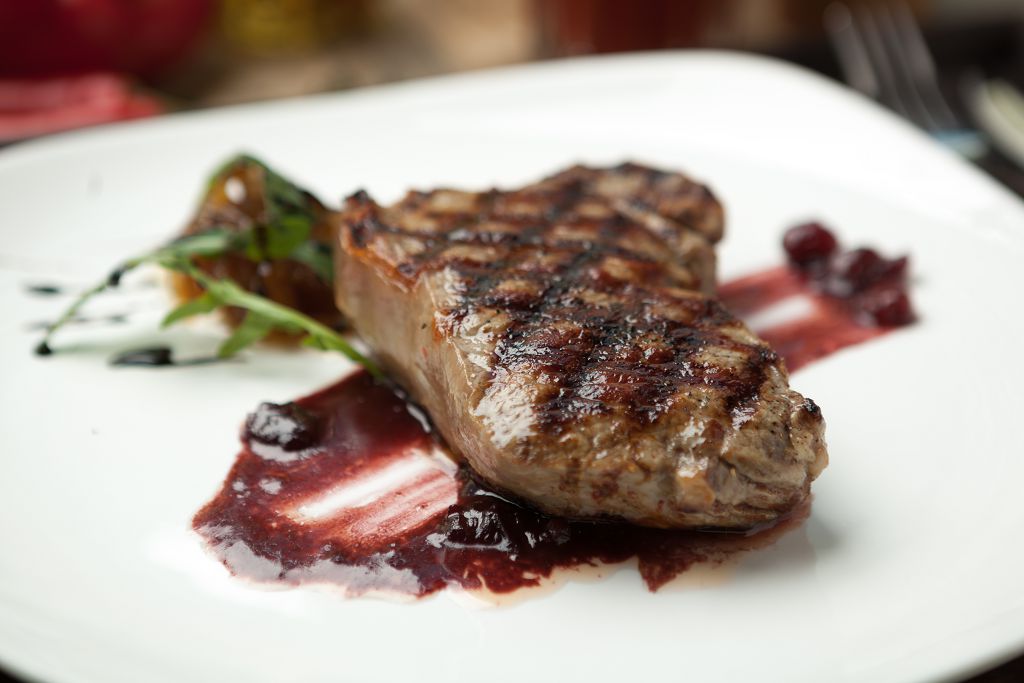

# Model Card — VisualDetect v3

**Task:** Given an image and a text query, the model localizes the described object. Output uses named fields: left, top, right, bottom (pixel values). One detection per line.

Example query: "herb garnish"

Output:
left=195, top=154, right=333, bottom=276
left=167, top=259, right=380, bottom=377
left=36, top=155, right=382, bottom=379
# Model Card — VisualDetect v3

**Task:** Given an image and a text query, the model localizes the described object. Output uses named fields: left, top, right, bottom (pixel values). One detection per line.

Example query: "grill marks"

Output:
left=333, top=164, right=832, bottom=528
left=342, top=164, right=770, bottom=432
left=502, top=294, right=775, bottom=431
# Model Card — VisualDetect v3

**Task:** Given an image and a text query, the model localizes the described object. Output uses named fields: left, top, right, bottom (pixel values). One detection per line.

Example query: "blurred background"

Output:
left=2, top=0, right=1024, bottom=194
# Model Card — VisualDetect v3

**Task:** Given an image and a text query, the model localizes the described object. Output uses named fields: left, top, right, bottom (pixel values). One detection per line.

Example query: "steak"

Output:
left=333, top=163, right=827, bottom=529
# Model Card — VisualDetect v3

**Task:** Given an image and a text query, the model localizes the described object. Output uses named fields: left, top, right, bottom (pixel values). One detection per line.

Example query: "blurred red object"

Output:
left=536, top=0, right=710, bottom=56
left=0, top=73, right=164, bottom=142
left=0, top=0, right=213, bottom=78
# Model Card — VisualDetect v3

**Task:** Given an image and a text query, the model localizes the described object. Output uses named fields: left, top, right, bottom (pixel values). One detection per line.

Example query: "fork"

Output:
left=824, top=1, right=988, bottom=160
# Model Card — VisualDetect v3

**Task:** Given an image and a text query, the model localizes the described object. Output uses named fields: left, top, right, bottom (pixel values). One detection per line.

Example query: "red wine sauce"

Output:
left=718, top=266, right=889, bottom=372
left=194, top=372, right=808, bottom=598
left=194, top=225, right=914, bottom=598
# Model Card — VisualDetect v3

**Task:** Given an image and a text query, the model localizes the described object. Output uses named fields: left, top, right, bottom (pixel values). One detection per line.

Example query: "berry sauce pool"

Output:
left=194, top=225, right=914, bottom=599
left=194, top=372, right=813, bottom=598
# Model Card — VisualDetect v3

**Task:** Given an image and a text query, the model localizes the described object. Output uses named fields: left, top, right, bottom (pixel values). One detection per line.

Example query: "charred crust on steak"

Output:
left=333, top=163, right=827, bottom=528
left=340, top=168, right=771, bottom=433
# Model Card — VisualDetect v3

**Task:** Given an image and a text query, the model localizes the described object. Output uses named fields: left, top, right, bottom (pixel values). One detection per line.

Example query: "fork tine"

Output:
left=854, top=6, right=916, bottom=122
left=873, top=4, right=942, bottom=130
left=890, top=0, right=960, bottom=129
left=824, top=3, right=879, bottom=98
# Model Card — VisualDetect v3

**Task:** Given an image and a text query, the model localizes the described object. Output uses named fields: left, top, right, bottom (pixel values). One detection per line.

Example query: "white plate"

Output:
left=2, top=52, right=1024, bottom=683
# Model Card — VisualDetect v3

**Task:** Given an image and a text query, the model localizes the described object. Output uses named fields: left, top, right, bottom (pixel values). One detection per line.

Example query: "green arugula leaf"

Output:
left=172, top=260, right=382, bottom=378
left=289, top=240, right=334, bottom=282
left=161, top=291, right=219, bottom=328
left=207, top=155, right=331, bottom=281
left=147, top=229, right=244, bottom=268
left=38, top=229, right=243, bottom=353
left=217, top=311, right=276, bottom=358
left=216, top=154, right=318, bottom=262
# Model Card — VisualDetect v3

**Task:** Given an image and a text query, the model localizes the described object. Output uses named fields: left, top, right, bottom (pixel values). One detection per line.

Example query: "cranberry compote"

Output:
left=721, top=221, right=916, bottom=371
left=783, top=222, right=915, bottom=326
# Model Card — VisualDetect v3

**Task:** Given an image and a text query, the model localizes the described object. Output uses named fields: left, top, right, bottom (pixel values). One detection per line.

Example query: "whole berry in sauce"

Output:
left=779, top=221, right=915, bottom=330
left=825, top=247, right=884, bottom=296
left=859, top=288, right=915, bottom=326
left=244, top=401, right=321, bottom=451
left=876, top=255, right=909, bottom=283
left=783, top=222, right=838, bottom=268
left=440, top=496, right=517, bottom=551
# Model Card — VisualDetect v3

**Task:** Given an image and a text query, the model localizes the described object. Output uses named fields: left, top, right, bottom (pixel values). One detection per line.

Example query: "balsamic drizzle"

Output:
left=109, top=346, right=222, bottom=368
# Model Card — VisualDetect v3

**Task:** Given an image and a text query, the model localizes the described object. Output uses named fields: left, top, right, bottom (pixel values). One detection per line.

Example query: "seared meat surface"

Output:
left=334, top=163, right=827, bottom=528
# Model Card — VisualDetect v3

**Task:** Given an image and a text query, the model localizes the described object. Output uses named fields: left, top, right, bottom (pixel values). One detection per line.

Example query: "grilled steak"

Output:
left=333, top=163, right=827, bottom=529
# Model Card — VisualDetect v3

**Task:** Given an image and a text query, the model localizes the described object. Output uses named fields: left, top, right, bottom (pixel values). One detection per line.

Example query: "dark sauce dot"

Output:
left=110, top=346, right=175, bottom=367
left=25, top=284, right=64, bottom=296
left=27, top=313, right=130, bottom=332
left=107, top=267, right=127, bottom=288
left=109, top=347, right=222, bottom=369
